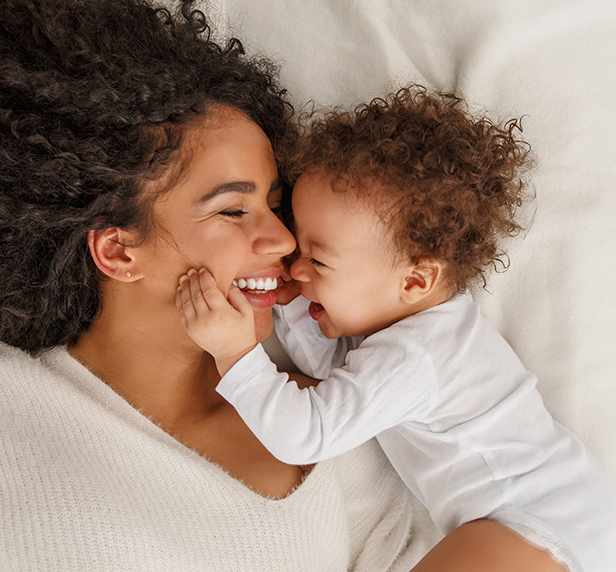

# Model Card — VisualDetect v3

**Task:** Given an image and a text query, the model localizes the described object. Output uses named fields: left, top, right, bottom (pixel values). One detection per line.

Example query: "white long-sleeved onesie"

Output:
left=217, top=294, right=616, bottom=572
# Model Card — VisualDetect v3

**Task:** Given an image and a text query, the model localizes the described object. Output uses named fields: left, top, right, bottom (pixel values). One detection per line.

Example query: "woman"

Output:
left=0, top=0, right=566, bottom=570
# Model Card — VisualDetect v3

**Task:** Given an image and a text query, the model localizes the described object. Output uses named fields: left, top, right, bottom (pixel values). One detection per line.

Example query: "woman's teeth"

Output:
left=232, top=277, right=278, bottom=292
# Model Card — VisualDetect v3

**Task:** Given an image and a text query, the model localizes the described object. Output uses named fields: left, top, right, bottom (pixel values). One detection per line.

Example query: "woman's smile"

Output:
left=232, top=277, right=279, bottom=291
left=232, top=271, right=285, bottom=308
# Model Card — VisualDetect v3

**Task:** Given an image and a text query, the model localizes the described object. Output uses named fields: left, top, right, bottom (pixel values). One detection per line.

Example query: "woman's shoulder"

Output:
left=0, top=341, right=42, bottom=367
left=0, top=342, right=55, bottom=401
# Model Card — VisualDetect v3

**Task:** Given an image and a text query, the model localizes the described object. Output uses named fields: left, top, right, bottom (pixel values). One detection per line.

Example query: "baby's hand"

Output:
left=175, top=268, right=257, bottom=376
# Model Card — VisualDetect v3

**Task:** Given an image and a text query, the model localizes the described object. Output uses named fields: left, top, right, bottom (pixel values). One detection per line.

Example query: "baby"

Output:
left=176, top=86, right=616, bottom=571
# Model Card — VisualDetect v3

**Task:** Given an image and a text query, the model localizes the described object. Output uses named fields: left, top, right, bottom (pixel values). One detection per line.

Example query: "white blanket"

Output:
left=216, top=0, right=616, bottom=554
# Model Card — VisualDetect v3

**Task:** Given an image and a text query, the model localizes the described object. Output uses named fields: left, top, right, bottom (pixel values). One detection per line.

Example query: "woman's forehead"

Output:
left=147, top=107, right=274, bottom=204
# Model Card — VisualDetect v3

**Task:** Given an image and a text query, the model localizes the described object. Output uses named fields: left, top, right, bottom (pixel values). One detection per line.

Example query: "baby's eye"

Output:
left=220, top=209, right=247, bottom=218
left=310, top=258, right=326, bottom=268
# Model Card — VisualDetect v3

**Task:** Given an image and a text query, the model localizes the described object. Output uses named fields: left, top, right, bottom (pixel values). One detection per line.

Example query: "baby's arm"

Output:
left=216, top=329, right=436, bottom=465
left=175, top=268, right=257, bottom=376
left=175, top=268, right=430, bottom=464
left=273, top=297, right=362, bottom=380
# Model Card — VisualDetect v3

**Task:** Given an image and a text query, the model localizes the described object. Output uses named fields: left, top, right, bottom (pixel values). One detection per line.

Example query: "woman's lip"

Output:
left=242, top=289, right=278, bottom=309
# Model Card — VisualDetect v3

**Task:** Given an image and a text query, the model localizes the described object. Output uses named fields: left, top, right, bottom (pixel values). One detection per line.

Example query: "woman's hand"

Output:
left=176, top=268, right=257, bottom=376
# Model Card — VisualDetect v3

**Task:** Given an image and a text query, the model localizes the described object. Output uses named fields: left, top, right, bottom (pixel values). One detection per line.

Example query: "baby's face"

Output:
left=289, top=173, right=412, bottom=338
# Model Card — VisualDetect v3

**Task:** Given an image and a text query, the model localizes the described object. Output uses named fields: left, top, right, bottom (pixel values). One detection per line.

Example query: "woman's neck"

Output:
left=69, top=298, right=225, bottom=430
left=69, top=283, right=312, bottom=498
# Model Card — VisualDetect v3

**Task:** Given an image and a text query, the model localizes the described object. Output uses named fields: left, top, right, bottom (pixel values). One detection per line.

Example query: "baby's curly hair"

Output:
left=0, top=0, right=295, bottom=354
left=287, top=85, right=533, bottom=291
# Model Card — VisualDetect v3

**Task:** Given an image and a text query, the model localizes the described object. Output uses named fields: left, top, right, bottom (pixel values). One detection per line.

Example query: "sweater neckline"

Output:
left=39, top=345, right=327, bottom=503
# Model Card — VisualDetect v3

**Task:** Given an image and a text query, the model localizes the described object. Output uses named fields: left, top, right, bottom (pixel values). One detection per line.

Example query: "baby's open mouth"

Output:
left=232, top=277, right=278, bottom=292
left=308, top=301, right=326, bottom=321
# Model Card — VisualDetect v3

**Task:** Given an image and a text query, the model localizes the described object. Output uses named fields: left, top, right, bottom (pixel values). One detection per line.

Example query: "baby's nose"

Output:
left=290, top=257, right=310, bottom=282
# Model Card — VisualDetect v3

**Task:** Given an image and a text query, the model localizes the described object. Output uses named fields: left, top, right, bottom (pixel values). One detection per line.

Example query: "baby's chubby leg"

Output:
left=175, top=268, right=257, bottom=376
left=413, top=520, right=566, bottom=572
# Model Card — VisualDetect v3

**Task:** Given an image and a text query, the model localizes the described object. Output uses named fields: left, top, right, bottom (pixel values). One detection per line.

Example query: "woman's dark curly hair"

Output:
left=0, top=0, right=296, bottom=354
left=286, top=85, right=533, bottom=292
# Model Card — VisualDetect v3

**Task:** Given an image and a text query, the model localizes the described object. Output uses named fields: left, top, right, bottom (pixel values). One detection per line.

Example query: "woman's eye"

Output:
left=220, top=209, right=247, bottom=218
left=309, top=258, right=326, bottom=268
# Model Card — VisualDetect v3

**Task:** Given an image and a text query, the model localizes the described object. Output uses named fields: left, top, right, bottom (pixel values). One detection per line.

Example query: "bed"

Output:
left=214, top=0, right=616, bottom=555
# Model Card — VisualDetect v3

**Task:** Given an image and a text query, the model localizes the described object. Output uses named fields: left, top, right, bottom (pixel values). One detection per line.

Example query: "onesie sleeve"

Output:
left=216, top=324, right=439, bottom=465
left=273, top=296, right=362, bottom=379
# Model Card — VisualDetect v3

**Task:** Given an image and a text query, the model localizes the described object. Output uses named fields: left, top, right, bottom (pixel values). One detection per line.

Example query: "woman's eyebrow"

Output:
left=197, top=181, right=256, bottom=204
left=197, top=177, right=282, bottom=205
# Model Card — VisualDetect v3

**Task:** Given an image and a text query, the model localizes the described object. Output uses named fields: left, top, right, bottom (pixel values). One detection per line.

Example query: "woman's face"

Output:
left=133, top=107, right=296, bottom=342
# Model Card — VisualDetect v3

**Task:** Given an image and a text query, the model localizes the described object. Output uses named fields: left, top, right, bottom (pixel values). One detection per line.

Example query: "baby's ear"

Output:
left=399, top=259, right=443, bottom=305
left=87, top=227, right=143, bottom=282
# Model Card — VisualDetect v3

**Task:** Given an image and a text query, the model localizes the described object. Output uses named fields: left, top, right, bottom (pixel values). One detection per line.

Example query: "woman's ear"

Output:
left=88, top=228, right=142, bottom=282
left=399, top=259, right=443, bottom=305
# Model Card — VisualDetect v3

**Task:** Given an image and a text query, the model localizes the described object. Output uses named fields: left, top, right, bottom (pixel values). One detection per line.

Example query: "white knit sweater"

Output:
left=0, top=343, right=429, bottom=571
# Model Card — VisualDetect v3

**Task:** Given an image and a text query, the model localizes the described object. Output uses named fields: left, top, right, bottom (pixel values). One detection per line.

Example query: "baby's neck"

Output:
left=411, top=283, right=455, bottom=315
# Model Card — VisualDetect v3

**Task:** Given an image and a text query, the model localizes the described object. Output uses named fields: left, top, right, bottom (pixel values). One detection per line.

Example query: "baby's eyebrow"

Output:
left=309, top=238, right=338, bottom=258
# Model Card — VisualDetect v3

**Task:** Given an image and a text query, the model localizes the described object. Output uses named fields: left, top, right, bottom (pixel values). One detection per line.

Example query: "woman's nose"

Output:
left=252, top=210, right=296, bottom=257
left=290, top=256, right=310, bottom=282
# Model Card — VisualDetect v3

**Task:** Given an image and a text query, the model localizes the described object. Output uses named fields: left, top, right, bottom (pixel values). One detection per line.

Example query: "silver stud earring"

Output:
left=126, top=272, right=131, bottom=278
